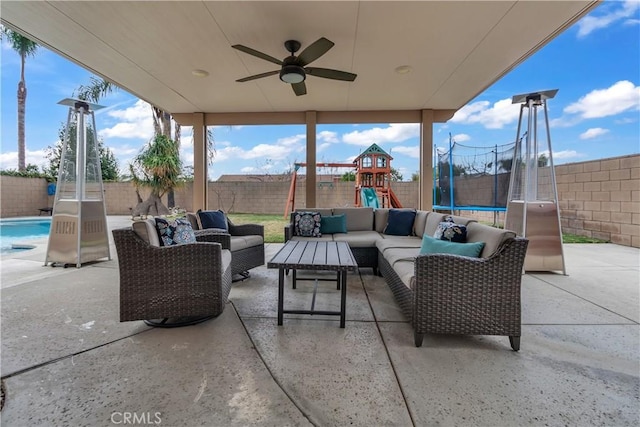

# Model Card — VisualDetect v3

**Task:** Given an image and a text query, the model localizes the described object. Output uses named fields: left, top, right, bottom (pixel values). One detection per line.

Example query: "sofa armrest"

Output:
left=195, top=229, right=231, bottom=250
left=228, top=223, right=264, bottom=237
left=284, top=224, right=294, bottom=242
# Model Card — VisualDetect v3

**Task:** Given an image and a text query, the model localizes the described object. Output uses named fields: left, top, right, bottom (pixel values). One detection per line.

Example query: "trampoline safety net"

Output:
left=435, top=139, right=516, bottom=210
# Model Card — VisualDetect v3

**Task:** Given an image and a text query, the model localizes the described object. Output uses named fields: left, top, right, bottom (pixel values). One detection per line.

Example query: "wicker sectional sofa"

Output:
left=285, top=207, right=528, bottom=350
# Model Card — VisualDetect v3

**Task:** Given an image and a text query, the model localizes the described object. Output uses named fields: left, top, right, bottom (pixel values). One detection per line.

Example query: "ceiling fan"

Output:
left=232, top=37, right=357, bottom=96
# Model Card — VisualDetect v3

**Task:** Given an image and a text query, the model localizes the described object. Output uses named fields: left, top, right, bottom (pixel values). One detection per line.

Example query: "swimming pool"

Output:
left=0, top=218, right=51, bottom=254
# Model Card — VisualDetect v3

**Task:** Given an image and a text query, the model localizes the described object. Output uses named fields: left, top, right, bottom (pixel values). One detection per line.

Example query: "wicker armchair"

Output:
left=113, top=227, right=233, bottom=327
left=186, top=212, right=265, bottom=280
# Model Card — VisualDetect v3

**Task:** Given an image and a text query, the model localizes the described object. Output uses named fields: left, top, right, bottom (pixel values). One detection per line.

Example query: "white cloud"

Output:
left=452, top=133, right=471, bottom=142
left=211, top=133, right=305, bottom=164
left=580, top=128, right=610, bottom=140
left=576, top=0, right=640, bottom=37
left=318, top=130, right=339, bottom=143
left=342, top=123, right=419, bottom=146
left=563, top=80, right=640, bottom=119
left=540, top=150, right=585, bottom=160
left=449, top=98, right=520, bottom=129
left=392, top=145, right=419, bottom=159
left=0, top=149, right=49, bottom=171
left=317, top=142, right=332, bottom=152
left=99, top=99, right=154, bottom=140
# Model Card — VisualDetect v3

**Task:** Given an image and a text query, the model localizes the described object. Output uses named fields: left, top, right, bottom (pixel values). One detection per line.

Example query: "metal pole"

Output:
left=76, top=105, right=86, bottom=201
left=449, top=136, right=454, bottom=214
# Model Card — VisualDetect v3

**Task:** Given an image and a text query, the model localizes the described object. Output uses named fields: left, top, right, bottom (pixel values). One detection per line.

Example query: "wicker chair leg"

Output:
left=414, top=332, right=424, bottom=347
left=144, top=316, right=216, bottom=328
left=509, top=336, right=520, bottom=351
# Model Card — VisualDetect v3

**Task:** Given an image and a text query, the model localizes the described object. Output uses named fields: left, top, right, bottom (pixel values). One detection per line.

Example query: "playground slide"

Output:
left=361, top=188, right=380, bottom=208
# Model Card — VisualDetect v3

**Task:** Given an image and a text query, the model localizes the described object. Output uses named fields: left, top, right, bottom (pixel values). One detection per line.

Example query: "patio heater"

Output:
left=505, top=90, right=566, bottom=274
left=44, top=98, right=111, bottom=268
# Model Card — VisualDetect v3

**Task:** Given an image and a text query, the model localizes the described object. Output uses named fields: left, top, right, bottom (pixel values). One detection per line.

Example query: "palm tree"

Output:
left=1, top=28, right=39, bottom=171
left=129, top=134, right=182, bottom=216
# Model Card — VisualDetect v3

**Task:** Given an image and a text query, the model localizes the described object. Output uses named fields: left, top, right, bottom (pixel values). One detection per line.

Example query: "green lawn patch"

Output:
left=562, top=233, right=608, bottom=244
left=226, top=213, right=288, bottom=243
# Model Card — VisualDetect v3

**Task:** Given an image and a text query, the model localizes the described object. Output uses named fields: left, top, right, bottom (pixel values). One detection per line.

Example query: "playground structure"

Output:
left=353, top=144, right=402, bottom=209
left=284, top=143, right=402, bottom=217
left=433, top=134, right=516, bottom=223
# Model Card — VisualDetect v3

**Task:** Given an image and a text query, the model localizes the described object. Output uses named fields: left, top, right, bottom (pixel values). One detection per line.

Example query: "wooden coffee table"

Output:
left=267, top=240, right=357, bottom=328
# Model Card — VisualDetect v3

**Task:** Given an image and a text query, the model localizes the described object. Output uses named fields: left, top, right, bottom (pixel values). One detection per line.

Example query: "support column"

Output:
left=419, top=110, right=434, bottom=211
left=306, top=111, right=317, bottom=209
left=192, top=113, right=207, bottom=211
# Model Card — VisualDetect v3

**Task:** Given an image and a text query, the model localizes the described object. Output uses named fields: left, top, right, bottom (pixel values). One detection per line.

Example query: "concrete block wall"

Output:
left=555, top=154, right=639, bottom=247
left=2, top=154, right=637, bottom=247
left=0, top=176, right=50, bottom=217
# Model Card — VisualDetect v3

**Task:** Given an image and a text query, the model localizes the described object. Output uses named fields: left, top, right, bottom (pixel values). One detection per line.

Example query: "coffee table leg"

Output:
left=340, top=271, right=347, bottom=328
left=278, top=268, right=284, bottom=325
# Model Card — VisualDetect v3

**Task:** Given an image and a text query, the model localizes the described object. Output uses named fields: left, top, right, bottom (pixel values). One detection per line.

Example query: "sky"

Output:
left=1, top=1, right=639, bottom=182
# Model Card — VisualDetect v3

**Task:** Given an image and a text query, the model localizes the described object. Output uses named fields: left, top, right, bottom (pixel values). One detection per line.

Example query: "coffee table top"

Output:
left=268, top=241, right=357, bottom=272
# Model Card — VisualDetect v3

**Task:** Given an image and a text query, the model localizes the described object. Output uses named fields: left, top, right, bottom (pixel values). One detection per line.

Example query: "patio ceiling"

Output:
left=0, top=1, right=599, bottom=116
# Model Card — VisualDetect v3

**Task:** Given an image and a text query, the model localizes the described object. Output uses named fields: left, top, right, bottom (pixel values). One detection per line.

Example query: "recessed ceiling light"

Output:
left=395, top=65, right=412, bottom=74
left=192, top=69, right=209, bottom=77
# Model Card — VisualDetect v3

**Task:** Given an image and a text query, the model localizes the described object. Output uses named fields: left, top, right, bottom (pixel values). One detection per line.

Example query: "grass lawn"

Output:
left=227, top=213, right=610, bottom=244
left=227, top=213, right=289, bottom=243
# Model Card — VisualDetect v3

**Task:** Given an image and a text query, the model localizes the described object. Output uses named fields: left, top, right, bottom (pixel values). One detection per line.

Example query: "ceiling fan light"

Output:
left=280, top=65, right=305, bottom=84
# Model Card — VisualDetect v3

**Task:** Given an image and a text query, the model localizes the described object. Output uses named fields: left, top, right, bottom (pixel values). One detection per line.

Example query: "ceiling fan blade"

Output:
left=305, top=67, right=357, bottom=82
left=236, top=70, right=279, bottom=82
left=232, top=44, right=283, bottom=66
left=297, top=37, right=334, bottom=66
left=292, top=81, right=307, bottom=96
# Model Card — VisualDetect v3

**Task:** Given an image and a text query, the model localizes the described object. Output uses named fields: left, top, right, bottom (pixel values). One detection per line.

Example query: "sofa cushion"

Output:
left=198, top=210, right=228, bottom=231
left=333, top=207, right=374, bottom=232
left=419, top=234, right=484, bottom=258
left=392, top=260, right=415, bottom=290
left=434, top=222, right=467, bottom=243
left=294, top=211, right=322, bottom=237
left=376, top=236, right=422, bottom=254
left=384, top=209, right=416, bottom=236
left=321, top=214, right=347, bottom=234
left=423, top=212, right=447, bottom=235
left=333, top=231, right=382, bottom=248
left=229, top=235, right=264, bottom=252
left=374, top=208, right=390, bottom=233
left=155, top=217, right=197, bottom=247
left=466, top=222, right=516, bottom=258
left=221, top=249, right=233, bottom=273
left=132, top=219, right=161, bottom=247
left=384, top=247, right=420, bottom=267
left=413, top=211, right=429, bottom=237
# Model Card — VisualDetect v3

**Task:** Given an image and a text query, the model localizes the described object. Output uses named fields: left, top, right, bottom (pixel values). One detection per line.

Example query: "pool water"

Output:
left=0, top=218, right=51, bottom=254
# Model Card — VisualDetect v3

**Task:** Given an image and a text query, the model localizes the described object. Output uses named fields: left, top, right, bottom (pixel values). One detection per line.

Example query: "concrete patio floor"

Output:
left=1, top=216, right=638, bottom=426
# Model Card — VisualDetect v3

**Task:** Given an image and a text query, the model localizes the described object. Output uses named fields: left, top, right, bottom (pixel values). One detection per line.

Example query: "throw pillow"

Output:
left=383, top=209, right=417, bottom=236
left=155, top=217, right=197, bottom=246
left=198, top=210, right=228, bottom=231
left=294, top=211, right=322, bottom=237
left=320, top=214, right=347, bottom=234
left=434, top=222, right=467, bottom=242
left=419, top=234, right=484, bottom=258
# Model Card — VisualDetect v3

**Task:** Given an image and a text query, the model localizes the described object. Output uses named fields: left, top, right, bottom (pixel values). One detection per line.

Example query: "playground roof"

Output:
left=0, top=1, right=598, bottom=115
left=356, top=143, right=392, bottom=160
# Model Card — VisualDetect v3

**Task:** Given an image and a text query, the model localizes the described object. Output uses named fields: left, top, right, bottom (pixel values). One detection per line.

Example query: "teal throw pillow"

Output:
left=419, top=234, right=484, bottom=258
left=321, top=214, right=347, bottom=234
left=383, top=209, right=417, bottom=236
